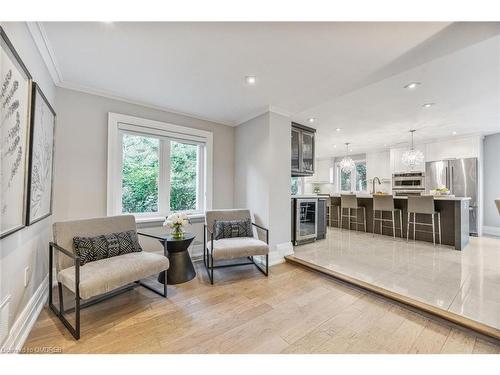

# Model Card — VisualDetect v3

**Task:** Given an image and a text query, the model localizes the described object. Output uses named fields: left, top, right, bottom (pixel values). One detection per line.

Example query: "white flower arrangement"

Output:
left=163, top=212, right=190, bottom=229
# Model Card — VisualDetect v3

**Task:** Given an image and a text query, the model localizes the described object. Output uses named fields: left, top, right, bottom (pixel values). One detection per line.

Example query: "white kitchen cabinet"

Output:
left=390, top=146, right=426, bottom=173
left=425, top=136, right=481, bottom=161
left=309, top=158, right=333, bottom=183
left=366, top=151, right=391, bottom=180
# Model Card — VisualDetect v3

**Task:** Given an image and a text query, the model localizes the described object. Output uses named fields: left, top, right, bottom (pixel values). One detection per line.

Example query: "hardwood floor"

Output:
left=23, top=261, right=500, bottom=354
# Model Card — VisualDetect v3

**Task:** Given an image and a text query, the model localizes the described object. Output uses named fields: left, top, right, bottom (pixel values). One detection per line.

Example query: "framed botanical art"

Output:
left=0, top=27, right=32, bottom=239
left=26, top=83, right=56, bottom=225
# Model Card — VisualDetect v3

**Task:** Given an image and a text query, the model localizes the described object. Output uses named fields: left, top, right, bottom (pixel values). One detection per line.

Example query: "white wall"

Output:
left=234, top=113, right=270, bottom=227
left=483, top=133, right=500, bottom=234
left=0, top=22, right=56, bottom=348
left=54, top=87, right=235, bottom=223
left=234, top=111, right=292, bottom=262
left=268, top=112, right=292, bottom=254
left=53, top=88, right=235, bottom=261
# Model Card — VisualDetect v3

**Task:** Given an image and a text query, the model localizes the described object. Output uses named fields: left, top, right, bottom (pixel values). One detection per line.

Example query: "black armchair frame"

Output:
left=203, top=222, right=269, bottom=284
left=48, top=233, right=167, bottom=340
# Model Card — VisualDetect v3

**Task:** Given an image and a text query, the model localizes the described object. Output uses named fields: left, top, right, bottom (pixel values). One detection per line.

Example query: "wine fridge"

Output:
left=294, top=198, right=318, bottom=245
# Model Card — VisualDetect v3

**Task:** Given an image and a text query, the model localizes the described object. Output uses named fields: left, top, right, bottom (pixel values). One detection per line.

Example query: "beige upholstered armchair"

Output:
left=496, top=199, right=500, bottom=216
left=204, top=209, right=269, bottom=284
left=50, top=215, right=169, bottom=339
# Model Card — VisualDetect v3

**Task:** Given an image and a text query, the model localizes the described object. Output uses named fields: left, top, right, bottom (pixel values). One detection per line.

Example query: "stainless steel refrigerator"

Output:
left=425, top=158, right=478, bottom=235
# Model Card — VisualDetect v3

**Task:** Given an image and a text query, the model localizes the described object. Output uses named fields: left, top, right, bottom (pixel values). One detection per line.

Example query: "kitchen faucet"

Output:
left=372, top=177, right=381, bottom=194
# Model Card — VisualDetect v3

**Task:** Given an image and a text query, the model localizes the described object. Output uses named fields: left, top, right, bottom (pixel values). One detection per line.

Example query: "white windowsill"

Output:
left=134, top=213, right=205, bottom=224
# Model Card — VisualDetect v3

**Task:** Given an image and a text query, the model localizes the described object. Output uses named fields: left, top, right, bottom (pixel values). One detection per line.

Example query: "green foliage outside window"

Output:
left=170, top=141, right=198, bottom=211
left=122, top=134, right=159, bottom=213
left=356, top=163, right=367, bottom=191
left=339, top=162, right=366, bottom=192
left=121, top=135, right=199, bottom=214
left=341, top=170, right=351, bottom=191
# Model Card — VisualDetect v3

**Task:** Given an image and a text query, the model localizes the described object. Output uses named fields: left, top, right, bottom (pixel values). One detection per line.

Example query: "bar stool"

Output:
left=329, top=197, right=341, bottom=227
left=407, top=196, right=441, bottom=245
left=373, top=195, right=403, bottom=238
left=340, top=194, right=366, bottom=232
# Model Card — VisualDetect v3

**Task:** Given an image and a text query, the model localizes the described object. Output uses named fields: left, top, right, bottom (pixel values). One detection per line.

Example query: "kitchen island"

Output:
left=329, top=194, right=470, bottom=250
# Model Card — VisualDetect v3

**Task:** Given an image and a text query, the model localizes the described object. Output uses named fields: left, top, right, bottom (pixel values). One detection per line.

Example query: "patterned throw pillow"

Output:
left=73, top=230, right=143, bottom=266
left=214, top=218, right=253, bottom=240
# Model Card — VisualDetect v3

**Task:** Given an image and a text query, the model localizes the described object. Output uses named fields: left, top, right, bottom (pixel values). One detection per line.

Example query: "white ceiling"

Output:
left=36, top=22, right=500, bottom=157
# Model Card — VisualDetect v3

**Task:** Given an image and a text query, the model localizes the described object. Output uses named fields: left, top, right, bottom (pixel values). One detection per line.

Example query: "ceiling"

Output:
left=36, top=22, right=500, bottom=157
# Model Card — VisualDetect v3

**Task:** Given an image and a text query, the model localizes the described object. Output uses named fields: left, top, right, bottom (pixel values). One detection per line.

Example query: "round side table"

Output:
left=158, top=233, right=196, bottom=285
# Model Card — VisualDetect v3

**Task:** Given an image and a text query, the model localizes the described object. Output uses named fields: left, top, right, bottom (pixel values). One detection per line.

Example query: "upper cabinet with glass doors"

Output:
left=291, top=122, right=316, bottom=177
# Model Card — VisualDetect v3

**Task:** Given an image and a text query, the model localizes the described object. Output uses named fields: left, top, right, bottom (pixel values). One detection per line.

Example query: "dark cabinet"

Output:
left=291, top=128, right=301, bottom=173
left=317, top=198, right=327, bottom=240
left=291, top=123, right=316, bottom=177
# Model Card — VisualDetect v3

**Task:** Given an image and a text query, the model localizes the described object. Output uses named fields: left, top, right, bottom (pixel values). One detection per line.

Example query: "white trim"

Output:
left=483, top=226, right=500, bottom=237
left=0, top=295, right=10, bottom=311
left=235, top=105, right=293, bottom=126
left=26, top=22, right=63, bottom=85
left=1, top=275, right=49, bottom=354
left=107, top=112, right=213, bottom=218
left=268, top=241, right=294, bottom=266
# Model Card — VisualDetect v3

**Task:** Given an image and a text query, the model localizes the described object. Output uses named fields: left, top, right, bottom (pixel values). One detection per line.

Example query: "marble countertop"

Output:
left=291, top=194, right=471, bottom=201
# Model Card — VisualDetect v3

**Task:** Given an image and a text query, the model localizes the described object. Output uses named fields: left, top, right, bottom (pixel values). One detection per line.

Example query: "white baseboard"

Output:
left=483, top=226, right=500, bottom=237
left=269, top=241, right=294, bottom=266
left=1, top=275, right=48, bottom=354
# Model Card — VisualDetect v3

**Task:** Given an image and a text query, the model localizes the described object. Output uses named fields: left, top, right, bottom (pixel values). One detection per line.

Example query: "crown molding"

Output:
left=26, top=22, right=63, bottom=85
left=235, top=105, right=293, bottom=126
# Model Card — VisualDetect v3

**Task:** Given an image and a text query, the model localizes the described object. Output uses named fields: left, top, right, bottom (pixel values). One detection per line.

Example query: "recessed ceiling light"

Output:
left=335, top=128, right=341, bottom=132
left=384, top=144, right=388, bottom=147
left=452, top=131, right=457, bottom=136
left=245, top=76, right=256, bottom=85
left=333, top=144, right=337, bottom=148
left=308, top=118, right=315, bottom=123
left=350, top=149, right=353, bottom=152
left=404, top=82, right=421, bottom=90
left=422, top=103, right=435, bottom=108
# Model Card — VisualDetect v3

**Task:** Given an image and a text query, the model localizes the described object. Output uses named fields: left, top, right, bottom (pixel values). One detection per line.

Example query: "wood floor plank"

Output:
left=408, top=320, right=451, bottom=354
left=440, top=328, right=476, bottom=354
left=23, top=261, right=500, bottom=354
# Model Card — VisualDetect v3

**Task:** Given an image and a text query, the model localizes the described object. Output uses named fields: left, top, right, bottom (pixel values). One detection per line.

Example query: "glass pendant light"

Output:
left=339, top=142, right=355, bottom=173
left=401, top=129, right=424, bottom=169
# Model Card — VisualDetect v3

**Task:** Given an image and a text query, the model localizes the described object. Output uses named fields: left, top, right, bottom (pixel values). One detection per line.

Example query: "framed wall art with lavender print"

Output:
left=0, top=27, right=32, bottom=239
left=26, top=83, right=56, bottom=225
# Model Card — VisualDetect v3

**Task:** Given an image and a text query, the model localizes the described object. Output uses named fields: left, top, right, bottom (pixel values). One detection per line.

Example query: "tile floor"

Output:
left=292, top=227, right=500, bottom=330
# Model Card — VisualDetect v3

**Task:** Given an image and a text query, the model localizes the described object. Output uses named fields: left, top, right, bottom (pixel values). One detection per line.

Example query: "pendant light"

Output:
left=401, top=129, right=424, bottom=169
left=339, top=142, right=355, bottom=173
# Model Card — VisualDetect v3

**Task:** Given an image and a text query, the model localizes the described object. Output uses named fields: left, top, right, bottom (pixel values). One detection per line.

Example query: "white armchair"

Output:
left=50, top=215, right=169, bottom=339
left=204, top=209, right=269, bottom=284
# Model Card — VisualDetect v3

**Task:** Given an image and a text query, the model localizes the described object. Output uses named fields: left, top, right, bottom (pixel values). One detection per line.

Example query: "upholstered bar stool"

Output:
left=372, top=195, right=403, bottom=238
left=407, top=196, right=441, bottom=245
left=329, top=197, right=341, bottom=227
left=340, top=194, right=366, bottom=232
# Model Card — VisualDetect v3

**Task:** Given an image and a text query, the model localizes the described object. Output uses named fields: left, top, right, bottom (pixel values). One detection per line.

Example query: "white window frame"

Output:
left=336, top=160, right=367, bottom=193
left=107, top=112, right=213, bottom=222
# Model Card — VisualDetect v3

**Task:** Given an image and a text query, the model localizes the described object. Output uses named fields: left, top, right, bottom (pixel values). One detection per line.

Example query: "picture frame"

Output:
left=26, top=82, right=56, bottom=225
left=0, top=26, right=32, bottom=239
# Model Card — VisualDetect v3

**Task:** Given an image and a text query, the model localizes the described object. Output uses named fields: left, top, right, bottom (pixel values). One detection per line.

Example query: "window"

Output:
left=122, top=133, right=160, bottom=214
left=337, top=161, right=367, bottom=193
left=108, top=113, right=213, bottom=220
left=169, top=141, right=199, bottom=212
